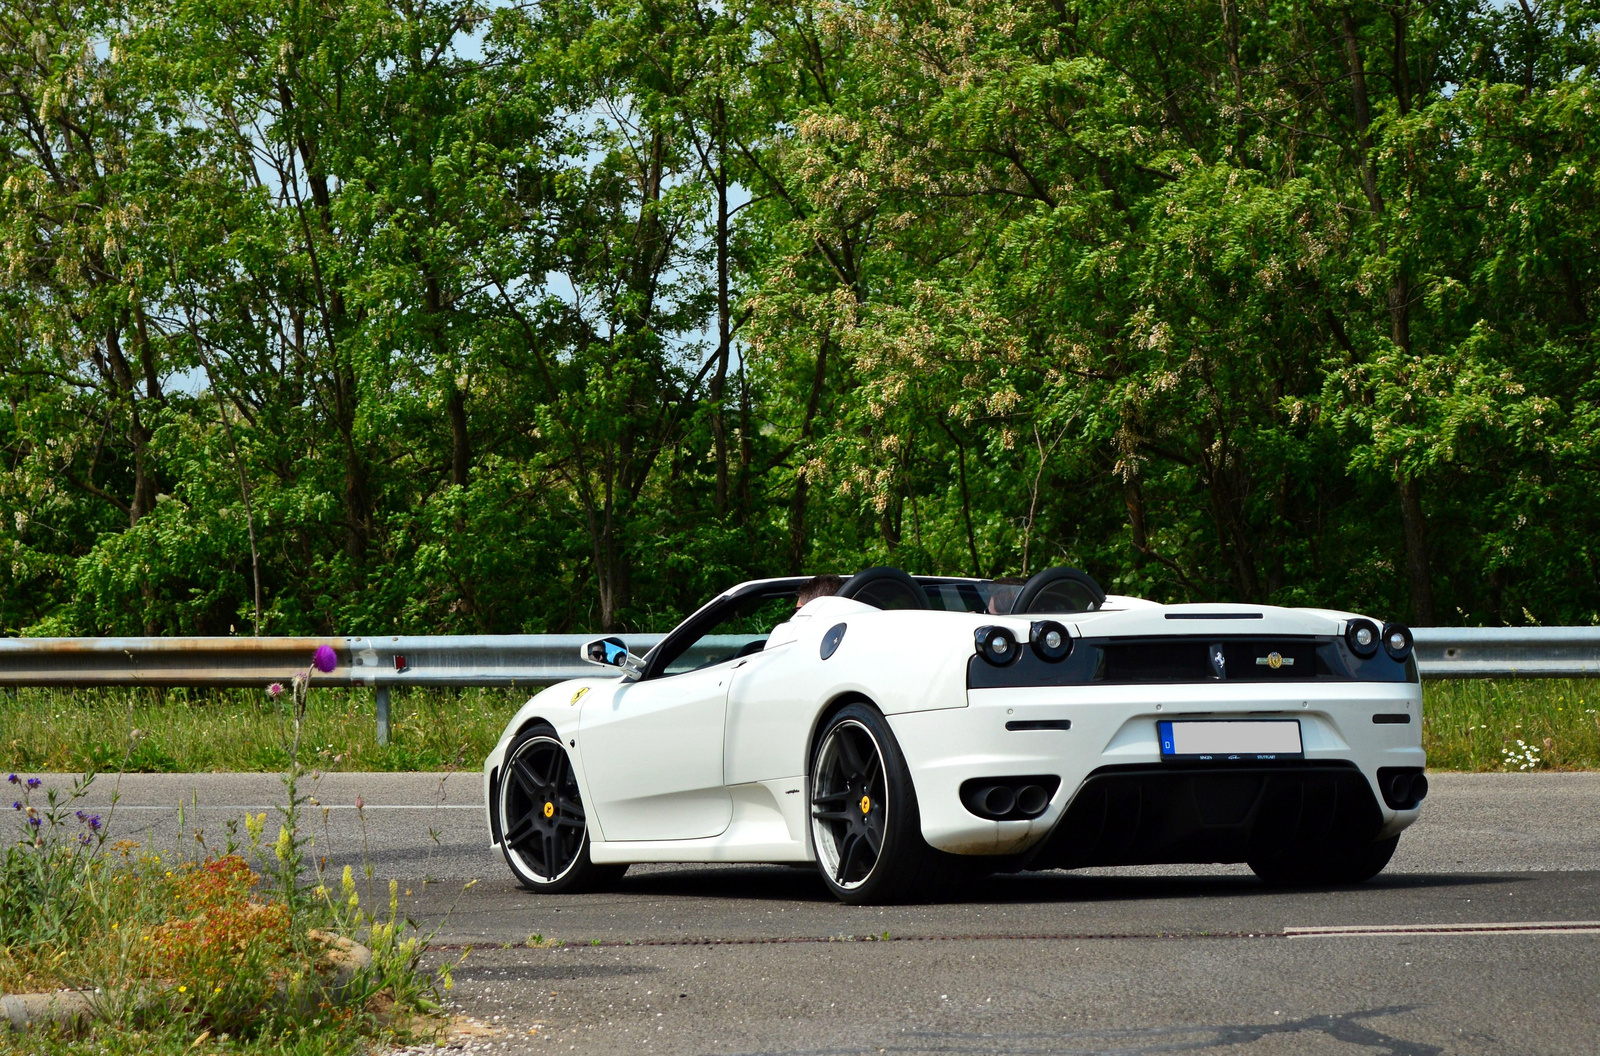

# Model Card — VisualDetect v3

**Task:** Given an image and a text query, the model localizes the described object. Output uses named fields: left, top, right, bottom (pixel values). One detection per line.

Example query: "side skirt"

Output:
left=589, top=778, right=815, bottom=864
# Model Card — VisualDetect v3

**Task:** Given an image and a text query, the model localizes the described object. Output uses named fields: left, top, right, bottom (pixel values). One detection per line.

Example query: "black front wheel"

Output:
left=497, top=725, right=626, bottom=893
left=809, top=704, right=966, bottom=904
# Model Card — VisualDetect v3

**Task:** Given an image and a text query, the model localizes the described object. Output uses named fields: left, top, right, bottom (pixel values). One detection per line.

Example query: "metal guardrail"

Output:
left=0, top=633, right=667, bottom=745
left=0, top=634, right=665, bottom=689
left=3, top=627, right=1597, bottom=742
left=1410, top=627, right=1600, bottom=679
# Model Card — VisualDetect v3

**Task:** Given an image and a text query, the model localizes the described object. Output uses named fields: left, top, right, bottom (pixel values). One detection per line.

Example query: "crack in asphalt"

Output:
left=718, top=1006, right=1446, bottom=1055
left=427, top=919, right=1600, bottom=949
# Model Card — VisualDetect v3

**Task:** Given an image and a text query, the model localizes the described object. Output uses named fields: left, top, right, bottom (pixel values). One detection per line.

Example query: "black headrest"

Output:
left=837, top=566, right=928, bottom=611
left=1009, top=567, right=1106, bottom=614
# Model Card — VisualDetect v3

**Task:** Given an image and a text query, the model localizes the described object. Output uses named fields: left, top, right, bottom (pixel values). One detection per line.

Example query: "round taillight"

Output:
left=1382, top=623, right=1413, bottom=661
left=974, top=625, right=1020, bottom=666
left=1030, top=620, right=1072, bottom=663
left=1346, top=618, right=1381, bottom=659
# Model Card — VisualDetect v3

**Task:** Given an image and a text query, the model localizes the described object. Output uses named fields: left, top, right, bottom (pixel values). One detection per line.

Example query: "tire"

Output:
left=497, top=724, right=627, bottom=893
left=1248, top=834, right=1400, bottom=888
left=808, top=703, right=967, bottom=904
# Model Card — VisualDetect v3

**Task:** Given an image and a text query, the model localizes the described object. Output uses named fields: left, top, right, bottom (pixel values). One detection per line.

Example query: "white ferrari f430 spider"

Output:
left=483, top=567, right=1426, bottom=903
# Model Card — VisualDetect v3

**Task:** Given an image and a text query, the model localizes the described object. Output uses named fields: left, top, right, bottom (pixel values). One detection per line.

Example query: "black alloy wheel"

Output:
left=811, top=718, right=889, bottom=889
left=809, top=703, right=969, bottom=904
left=498, top=725, right=626, bottom=893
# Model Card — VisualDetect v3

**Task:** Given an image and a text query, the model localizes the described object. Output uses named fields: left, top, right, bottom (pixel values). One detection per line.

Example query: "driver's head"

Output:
left=796, top=574, right=846, bottom=609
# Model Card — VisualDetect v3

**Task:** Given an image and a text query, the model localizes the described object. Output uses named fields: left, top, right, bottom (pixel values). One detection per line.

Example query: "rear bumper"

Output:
left=887, top=680, right=1424, bottom=858
left=1025, top=762, right=1381, bottom=868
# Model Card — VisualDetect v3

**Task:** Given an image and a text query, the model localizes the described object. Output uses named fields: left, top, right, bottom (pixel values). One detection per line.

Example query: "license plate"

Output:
left=1158, top=719, right=1303, bottom=761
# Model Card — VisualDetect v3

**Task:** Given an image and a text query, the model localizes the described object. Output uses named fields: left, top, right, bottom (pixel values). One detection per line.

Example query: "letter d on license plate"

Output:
left=1158, top=720, right=1303, bottom=761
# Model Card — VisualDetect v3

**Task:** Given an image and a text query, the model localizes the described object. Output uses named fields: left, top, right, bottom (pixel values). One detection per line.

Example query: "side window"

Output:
left=660, top=594, right=800, bottom=676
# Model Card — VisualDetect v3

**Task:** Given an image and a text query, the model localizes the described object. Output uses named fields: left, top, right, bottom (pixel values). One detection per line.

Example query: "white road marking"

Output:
left=1285, top=920, right=1600, bottom=937
left=99, top=804, right=482, bottom=811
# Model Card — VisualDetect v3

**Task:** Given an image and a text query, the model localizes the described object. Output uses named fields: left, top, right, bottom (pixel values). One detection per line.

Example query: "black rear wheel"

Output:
left=1249, top=834, right=1399, bottom=887
left=809, top=704, right=967, bottom=904
left=498, top=725, right=626, bottom=893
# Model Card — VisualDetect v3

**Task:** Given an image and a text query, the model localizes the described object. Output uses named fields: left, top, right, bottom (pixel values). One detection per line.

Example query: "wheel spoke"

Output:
left=861, top=750, right=880, bottom=784
left=555, top=807, right=585, bottom=827
left=811, top=790, right=850, bottom=808
left=503, top=811, right=538, bottom=849
left=836, top=831, right=862, bottom=882
left=836, top=729, right=866, bottom=777
left=863, top=817, right=883, bottom=856
left=510, top=757, right=544, bottom=797
left=542, top=831, right=560, bottom=875
left=812, top=809, right=854, bottom=823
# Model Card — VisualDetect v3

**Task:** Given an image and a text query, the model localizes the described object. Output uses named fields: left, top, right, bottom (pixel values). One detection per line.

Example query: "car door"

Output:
left=578, top=663, right=736, bottom=842
left=576, top=588, right=801, bottom=843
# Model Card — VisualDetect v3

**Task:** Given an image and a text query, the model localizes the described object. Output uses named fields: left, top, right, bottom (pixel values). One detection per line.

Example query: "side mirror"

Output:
left=580, top=635, right=642, bottom=679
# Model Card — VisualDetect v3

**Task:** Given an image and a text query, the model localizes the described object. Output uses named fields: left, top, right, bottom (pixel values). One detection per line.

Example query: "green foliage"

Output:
left=1, top=0, right=1597, bottom=635
left=0, top=686, right=511, bottom=772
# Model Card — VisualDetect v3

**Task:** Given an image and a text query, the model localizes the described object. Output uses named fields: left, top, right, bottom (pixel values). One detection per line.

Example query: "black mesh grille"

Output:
left=1101, top=641, right=1212, bottom=683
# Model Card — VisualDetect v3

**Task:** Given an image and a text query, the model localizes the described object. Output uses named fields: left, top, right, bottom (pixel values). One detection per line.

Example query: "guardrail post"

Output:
left=375, top=685, right=391, bottom=747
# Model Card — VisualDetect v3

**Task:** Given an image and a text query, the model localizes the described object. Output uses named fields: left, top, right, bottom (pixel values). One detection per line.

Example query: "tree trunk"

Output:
left=1398, top=472, right=1435, bottom=623
left=952, top=431, right=981, bottom=576
left=787, top=469, right=810, bottom=574
left=104, top=324, right=157, bottom=525
left=710, top=95, right=731, bottom=515
left=448, top=384, right=470, bottom=487
left=1123, top=477, right=1149, bottom=553
left=1345, top=9, right=1434, bottom=619
left=1340, top=8, right=1383, bottom=212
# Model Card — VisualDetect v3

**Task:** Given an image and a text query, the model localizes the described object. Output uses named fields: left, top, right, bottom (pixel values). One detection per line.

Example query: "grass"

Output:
left=2, top=680, right=1599, bottom=773
left=1420, top=678, right=1600, bottom=771
left=0, top=686, right=515, bottom=773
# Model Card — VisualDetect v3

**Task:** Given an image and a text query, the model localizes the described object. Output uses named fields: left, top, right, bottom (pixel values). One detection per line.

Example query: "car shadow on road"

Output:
left=968, top=870, right=1526, bottom=904
left=604, top=863, right=1525, bottom=906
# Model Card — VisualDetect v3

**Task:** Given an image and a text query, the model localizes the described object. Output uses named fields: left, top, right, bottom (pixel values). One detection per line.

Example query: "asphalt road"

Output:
left=20, top=771, right=1600, bottom=1055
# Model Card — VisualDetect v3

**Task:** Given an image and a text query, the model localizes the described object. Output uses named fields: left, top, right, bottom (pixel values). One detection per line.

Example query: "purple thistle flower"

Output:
left=76, top=810, right=86, bottom=821
left=267, top=682, right=285, bottom=698
left=79, top=834, right=92, bottom=846
left=27, top=816, right=41, bottom=828
left=312, top=645, right=338, bottom=674
left=25, top=778, right=40, bottom=789
left=6, top=775, right=17, bottom=784
left=10, top=802, right=19, bottom=811
left=88, top=815, right=102, bottom=831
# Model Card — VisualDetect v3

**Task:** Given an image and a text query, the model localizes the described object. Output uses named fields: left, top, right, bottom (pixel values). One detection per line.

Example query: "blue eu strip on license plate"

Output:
left=1158, top=719, right=1303, bottom=761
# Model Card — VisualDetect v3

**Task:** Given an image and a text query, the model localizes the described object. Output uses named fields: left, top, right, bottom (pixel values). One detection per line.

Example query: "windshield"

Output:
left=660, top=591, right=800, bottom=675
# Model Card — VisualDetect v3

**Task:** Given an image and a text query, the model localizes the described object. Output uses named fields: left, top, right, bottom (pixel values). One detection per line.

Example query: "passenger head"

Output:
left=796, top=574, right=847, bottom=609
left=985, top=576, right=1028, bottom=615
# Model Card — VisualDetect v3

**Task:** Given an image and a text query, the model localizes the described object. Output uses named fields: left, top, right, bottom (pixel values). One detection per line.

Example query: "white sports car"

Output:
left=482, top=567, right=1426, bottom=903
